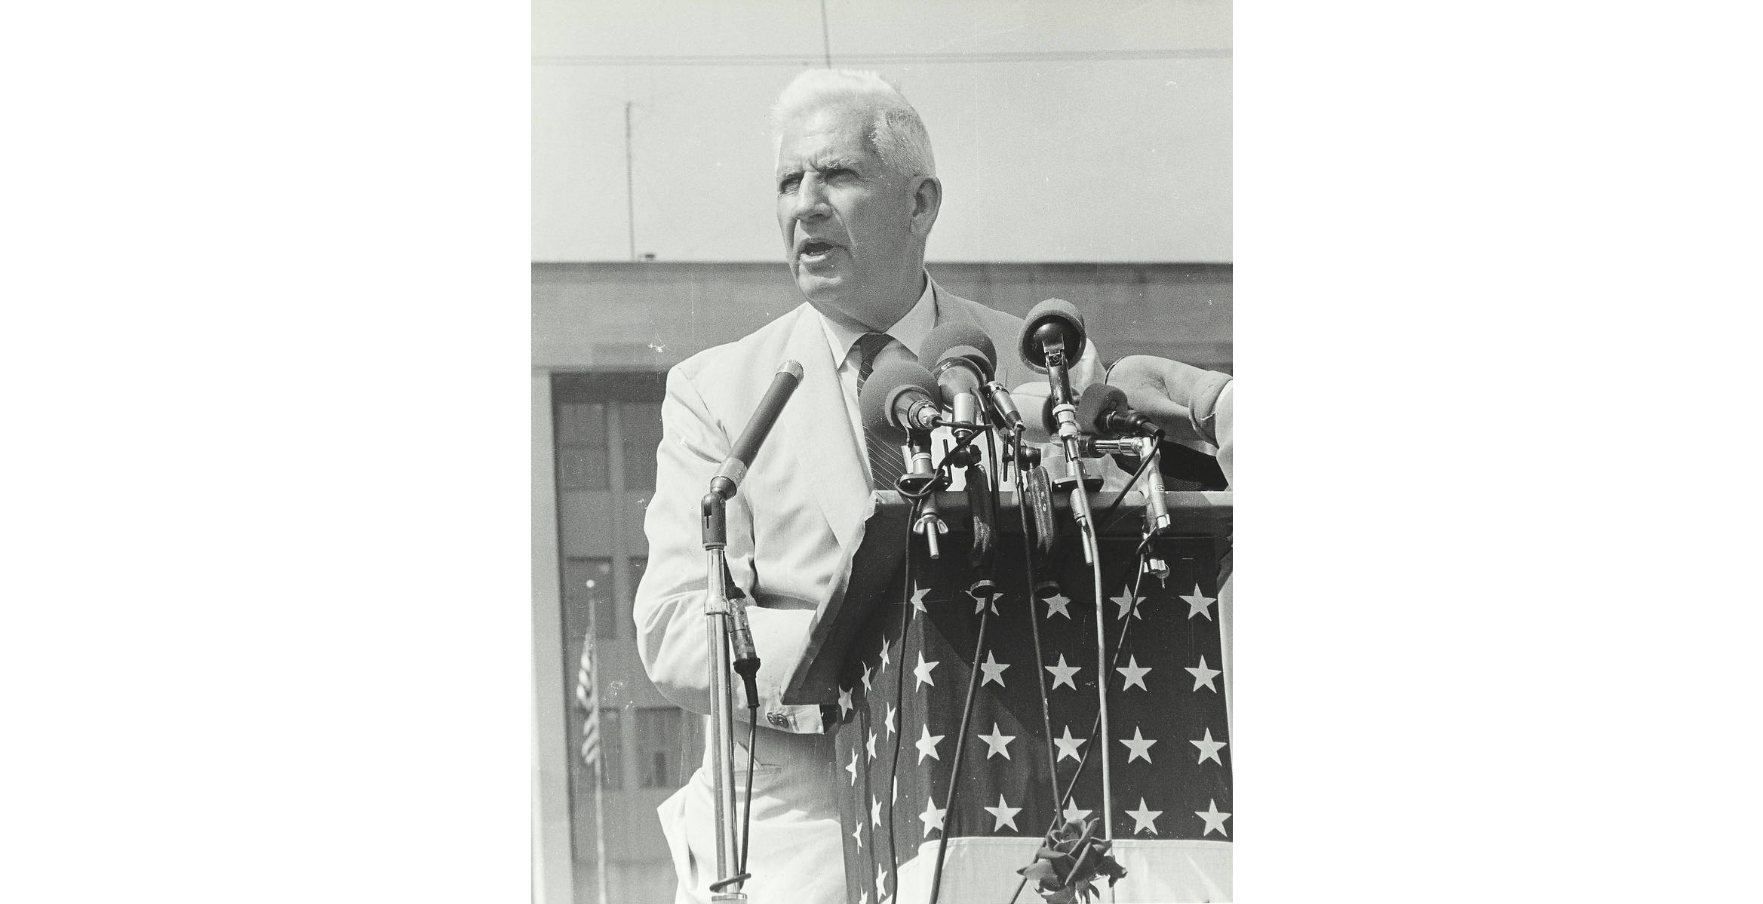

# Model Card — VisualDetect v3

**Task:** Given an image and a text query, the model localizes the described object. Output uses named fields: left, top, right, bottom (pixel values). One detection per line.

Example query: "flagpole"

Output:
left=588, top=605, right=611, bottom=904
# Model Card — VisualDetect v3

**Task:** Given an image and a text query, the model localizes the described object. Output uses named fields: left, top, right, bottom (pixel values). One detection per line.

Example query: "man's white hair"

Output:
left=772, top=69, right=936, bottom=178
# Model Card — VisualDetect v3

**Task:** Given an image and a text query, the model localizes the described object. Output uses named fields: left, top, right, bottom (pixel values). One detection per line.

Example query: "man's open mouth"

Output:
left=800, top=240, right=836, bottom=258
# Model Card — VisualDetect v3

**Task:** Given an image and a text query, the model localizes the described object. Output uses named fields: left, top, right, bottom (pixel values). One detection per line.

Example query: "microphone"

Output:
left=1075, top=384, right=1160, bottom=437
left=709, top=360, right=803, bottom=500
left=1017, top=298, right=1088, bottom=374
left=860, top=360, right=947, bottom=435
left=1018, top=299, right=1090, bottom=461
left=921, top=323, right=1022, bottom=435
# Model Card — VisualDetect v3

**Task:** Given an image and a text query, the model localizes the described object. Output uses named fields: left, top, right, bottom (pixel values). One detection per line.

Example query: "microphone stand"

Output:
left=700, top=492, right=750, bottom=902
left=1039, top=345, right=1114, bottom=841
left=898, top=431, right=949, bottom=559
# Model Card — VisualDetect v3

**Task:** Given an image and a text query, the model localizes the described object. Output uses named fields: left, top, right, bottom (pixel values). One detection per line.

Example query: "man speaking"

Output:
left=633, top=69, right=1102, bottom=903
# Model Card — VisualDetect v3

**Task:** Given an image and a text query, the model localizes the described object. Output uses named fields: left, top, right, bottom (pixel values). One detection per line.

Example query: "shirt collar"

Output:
left=818, top=272, right=940, bottom=366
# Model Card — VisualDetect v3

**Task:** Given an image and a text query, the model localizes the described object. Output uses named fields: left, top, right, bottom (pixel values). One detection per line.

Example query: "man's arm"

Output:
left=632, top=366, right=827, bottom=733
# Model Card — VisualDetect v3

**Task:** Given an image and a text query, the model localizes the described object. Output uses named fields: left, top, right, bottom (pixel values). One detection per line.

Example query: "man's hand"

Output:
left=1107, top=355, right=1211, bottom=443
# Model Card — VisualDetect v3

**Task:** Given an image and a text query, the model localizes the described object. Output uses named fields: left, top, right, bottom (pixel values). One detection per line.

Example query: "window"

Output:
left=628, top=557, right=647, bottom=609
left=636, top=708, right=689, bottom=789
left=557, top=402, right=610, bottom=491
left=596, top=708, right=624, bottom=790
left=620, top=402, right=663, bottom=490
left=564, top=558, right=617, bottom=639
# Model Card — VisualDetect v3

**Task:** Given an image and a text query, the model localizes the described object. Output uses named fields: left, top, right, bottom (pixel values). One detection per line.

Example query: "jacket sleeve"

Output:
left=631, top=366, right=828, bottom=734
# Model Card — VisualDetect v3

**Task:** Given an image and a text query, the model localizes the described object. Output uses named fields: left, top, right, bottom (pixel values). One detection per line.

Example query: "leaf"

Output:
left=1043, top=886, right=1077, bottom=904
left=1018, top=861, right=1057, bottom=883
left=1046, top=853, right=1077, bottom=875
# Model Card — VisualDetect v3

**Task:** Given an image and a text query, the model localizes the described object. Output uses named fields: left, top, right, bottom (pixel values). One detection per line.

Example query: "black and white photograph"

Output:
left=532, top=3, right=1232, bottom=902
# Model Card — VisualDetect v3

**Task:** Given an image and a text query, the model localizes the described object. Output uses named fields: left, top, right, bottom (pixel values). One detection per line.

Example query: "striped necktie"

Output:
left=855, top=332, right=907, bottom=491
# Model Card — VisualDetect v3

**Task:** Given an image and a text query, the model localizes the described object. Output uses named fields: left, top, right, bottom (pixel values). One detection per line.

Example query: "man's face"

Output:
left=775, top=104, right=923, bottom=332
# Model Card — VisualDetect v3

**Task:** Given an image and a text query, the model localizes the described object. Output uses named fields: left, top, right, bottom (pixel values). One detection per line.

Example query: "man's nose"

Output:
left=791, top=175, right=831, bottom=221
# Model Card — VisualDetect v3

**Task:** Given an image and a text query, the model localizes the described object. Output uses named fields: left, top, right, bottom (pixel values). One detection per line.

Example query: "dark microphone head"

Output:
left=1075, top=384, right=1130, bottom=434
left=1018, top=298, right=1087, bottom=373
left=860, top=360, right=939, bottom=439
left=930, top=344, right=989, bottom=403
left=920, top=323, right=997, bottom=378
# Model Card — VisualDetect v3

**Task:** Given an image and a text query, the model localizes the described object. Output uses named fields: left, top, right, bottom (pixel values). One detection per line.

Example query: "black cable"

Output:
left=1007, top=534, right=1157, bottom=904
left=881, top=496, right=921, bottom=904
left=1014, top=432, right=1062, bottom=814
left=740, top=703, right=757, bottom=874
left=895, top=423, right=987, bottom=501
left=927, top=583, right=994, bottom=904
left=1095, top=437, right=1162, bottom=536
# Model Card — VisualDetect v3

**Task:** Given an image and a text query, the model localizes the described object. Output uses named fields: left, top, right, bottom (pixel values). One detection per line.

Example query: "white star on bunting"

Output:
left=870, top=795, right=882, bottom=828
left=875, top=864, right=887, bottom=900
left=919, top=796, right=945, bottom=837
left=866, top=730, right=877, bottom=762
left=1116, top=655, right=1151, bottom=691
left=1046, top=654, right=1080, bottom=690
left=1121, top=726, right=1157, bottom=764
left=1191, top=727, right=1227, bottom=766
left=1181, top=584, right=1217, bottom=620
left=851, top=819, right=863, bottom=850
left=861, top=662, right=874, bottom=693
left=1053, top=724, right=1086, bottom=762
left=979, top=650, right=1010, bottom=687
left=915, top=724, right=944, bottom=763
left=1185, top=655, right=1221, bottom=692
left=846, top=748, right=859, bottom=785
left=1126, top=797, right=1162, bottom=835
left=1195, top=799, right=1231, bottom=837
left=984, top=794, right=1022, bottom=832
left=838, top=685, right=854, bottom=718
left=909, top=584, right=930, bottom=613
left=913, top=653, right=938, bottom=690
left=1043, top=591, right=1073, bottom=619
left=884, top=703, right=897, bottom=738
left=977, top=722, right=1016, bottom=759
left=1062, top=798, right=1093, bottom=823
left=1111, top=587, right=1145, bottom=621
left=878, top=641, right=890, bottom=672
left=971, top=588, right=1000, bottom=615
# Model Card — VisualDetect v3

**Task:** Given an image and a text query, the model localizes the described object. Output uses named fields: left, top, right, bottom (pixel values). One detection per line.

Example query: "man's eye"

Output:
left=778, top=175, right=800, bottom=193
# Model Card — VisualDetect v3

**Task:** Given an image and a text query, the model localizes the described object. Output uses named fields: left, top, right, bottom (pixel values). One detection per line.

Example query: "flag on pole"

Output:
left=575, top=593, right=603, bottom=772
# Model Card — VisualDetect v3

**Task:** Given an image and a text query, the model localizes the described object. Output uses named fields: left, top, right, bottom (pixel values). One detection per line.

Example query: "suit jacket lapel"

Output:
left=776, top=305, right=869, bottom=553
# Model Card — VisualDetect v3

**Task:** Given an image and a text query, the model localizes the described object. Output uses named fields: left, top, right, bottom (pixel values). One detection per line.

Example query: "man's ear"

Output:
left=910, top=175, right=942, bottom=236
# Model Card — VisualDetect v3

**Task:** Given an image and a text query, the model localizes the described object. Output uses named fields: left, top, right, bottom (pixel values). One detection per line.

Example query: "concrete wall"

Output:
left=534, top=261, right=1232, bottom=373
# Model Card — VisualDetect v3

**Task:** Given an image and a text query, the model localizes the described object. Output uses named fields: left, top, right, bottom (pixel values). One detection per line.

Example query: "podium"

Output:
left=784, top=490, right=1233, bottom=904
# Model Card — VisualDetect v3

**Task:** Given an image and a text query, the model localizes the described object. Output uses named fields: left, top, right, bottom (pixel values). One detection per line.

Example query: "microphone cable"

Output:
left=891, top=422, right=988, bottom=503
left=926, top=568, right=993, bottom=904
left=881, top=493, right=923, bottom=904
left=739, top=697, right=757, bottom=879
left=1006, top=533, right=1158, bottom=904
left=711, top=581, right=762, bottom=896
left=1011, top=429, right=1063, bottom=814
left=1096, top=443, right=1163, bottom=536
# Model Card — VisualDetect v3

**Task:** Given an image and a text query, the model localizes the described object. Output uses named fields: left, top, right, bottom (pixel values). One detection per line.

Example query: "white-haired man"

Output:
left=634, top=69, right=1102, bottom=903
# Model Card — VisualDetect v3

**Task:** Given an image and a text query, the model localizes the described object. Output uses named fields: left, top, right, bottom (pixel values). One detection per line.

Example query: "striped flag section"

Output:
left=575, top=635, right=600, bottom=770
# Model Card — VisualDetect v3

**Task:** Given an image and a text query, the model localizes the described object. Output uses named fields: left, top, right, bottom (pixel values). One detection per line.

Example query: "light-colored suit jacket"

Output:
left=634, top=285, right=1100, bottom=903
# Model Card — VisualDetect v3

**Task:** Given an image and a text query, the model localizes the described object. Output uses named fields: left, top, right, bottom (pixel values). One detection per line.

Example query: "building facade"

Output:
left=533, top=260, right=1231, bottom=903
